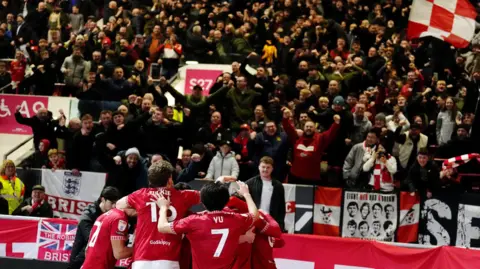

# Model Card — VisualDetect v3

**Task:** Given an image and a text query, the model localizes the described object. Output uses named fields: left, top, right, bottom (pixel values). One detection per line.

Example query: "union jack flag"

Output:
left=38, top=220, right=77, bottom=251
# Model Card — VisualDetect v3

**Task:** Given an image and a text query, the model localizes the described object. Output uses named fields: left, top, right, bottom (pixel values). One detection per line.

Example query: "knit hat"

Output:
left=125, top=147, right=140, bottom=157
left=333, top=96, right=345, bottom=106
left=457, top=124, right=470, bottom=132
left=410, top=123, right=422, bottom=130
left=375, top=113, right=386, bottom=122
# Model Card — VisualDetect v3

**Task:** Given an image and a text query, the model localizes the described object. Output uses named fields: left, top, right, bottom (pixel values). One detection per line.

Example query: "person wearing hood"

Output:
left=100, top=147, right=148, bottom=196
left=205, top=140, right=239, bottom=183
left=351, top=103, right=372, bottom=145
left=15, top=106, right=59, bottom=149
left=33, top=139, right=51, bottom=168
left=68, top=186, right=120, bottom=269
left=61, top=46, right=90, bottom=96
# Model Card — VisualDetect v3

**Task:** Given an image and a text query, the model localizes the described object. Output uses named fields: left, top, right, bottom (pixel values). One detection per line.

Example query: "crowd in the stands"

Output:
left=1, top=0, right=480, bottom=217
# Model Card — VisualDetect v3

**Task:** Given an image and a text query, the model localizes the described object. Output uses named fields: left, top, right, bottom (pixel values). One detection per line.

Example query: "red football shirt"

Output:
left=172, top=210, right=254, bottom=269
left=82, top=208, right=129, bottom=269
left=251, top=213, right=284, bottom=269
left=127, top=187, right=200, bottom=265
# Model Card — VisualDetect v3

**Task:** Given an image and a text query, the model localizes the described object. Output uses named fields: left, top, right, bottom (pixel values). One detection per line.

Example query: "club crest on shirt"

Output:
left=118, top=220, right=127, bottom=232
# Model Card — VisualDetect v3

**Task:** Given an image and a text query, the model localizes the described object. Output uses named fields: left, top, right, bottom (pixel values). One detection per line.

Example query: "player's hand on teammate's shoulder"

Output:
left=151, top=191, right=170, bottom=208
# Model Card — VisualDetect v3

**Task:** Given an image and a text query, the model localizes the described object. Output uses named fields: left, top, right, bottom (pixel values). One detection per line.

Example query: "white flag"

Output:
left=41, top=169, right=106, bottom=219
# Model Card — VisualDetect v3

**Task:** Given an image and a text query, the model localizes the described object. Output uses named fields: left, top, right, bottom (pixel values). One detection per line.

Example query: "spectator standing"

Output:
left=15, top=106, right=59, bottom=149
left=436, top=97, right=462, bottom=145
left=249, top=121, right=289, bottom=181
left=246, top=156, right=286, bottom=231
left=362, top=145, right=398, bottom=192
left=69, top=114, right=95, bottom=172
left=395, top=123, right=429, bottom=170
left=282, top=107, right=341, bottom=185
left=205, top=140, right=239, bottom=182
left=343, top=128, right=380, bottom=189
left=0, top=160, right=25, bottom=215
left=405, top=149, right=440, bottom=197
left=351, top=103, right=372, bottom=145
left=61, top=46, right=90, bottom=96
left=68, top=186, right=120, bottom=269
left=68, top=6, right=84, bottom=34
left=12, top=185, right=53, bottom=217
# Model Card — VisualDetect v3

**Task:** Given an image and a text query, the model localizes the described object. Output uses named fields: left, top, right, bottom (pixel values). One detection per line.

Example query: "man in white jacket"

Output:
left=363, top=145, right=397, bottom=192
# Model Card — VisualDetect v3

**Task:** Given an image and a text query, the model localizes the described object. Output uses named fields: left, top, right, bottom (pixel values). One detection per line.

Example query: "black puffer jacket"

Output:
left=68, top=202, right=102, bottom=269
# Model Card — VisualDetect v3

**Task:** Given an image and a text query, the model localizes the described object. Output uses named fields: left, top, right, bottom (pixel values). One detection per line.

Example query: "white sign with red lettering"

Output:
left=41, top=170, right=106, bottom=219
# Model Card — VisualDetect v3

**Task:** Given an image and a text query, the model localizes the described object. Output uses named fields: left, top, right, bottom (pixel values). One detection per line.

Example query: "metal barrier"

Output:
left=3, top=135, right=34, bottom=161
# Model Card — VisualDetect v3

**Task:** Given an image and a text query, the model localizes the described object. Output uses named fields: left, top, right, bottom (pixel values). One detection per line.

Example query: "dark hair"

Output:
left=347, top=201, right=358, bottom=208
left=418, top=147, right=429, bottom=156
left=372, top=203, right=382, bottom=211
left=191, top=143, right=206, bottom=156
left=174, top=182, right=192, bottom=190
left=200, top=182, right=230, bottom=211
left=100, top=186, right=120, bottom=202
left=112, top=111, right=125, bottom=117
left=100, top=110, right=112, bottom=115
left=347, top=220, right=357, bottom=227
left=148, top=160, right=174, bottom=187
left=383, top=220, right=393, bottom=230
left=359, top=221, right=369, bottom=228
left=368, top=127, right=381, bottom=138
left=384, top=204, right=394, bottom=211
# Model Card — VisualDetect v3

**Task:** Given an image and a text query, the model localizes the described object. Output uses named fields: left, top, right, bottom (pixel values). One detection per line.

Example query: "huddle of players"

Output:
left=81, top=160, right=284, bottom=269
left=345, top=201, right=395, bottom=241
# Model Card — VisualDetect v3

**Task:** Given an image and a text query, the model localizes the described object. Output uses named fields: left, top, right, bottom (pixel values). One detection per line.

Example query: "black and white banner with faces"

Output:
left=342, top=191, right=397, bottom=242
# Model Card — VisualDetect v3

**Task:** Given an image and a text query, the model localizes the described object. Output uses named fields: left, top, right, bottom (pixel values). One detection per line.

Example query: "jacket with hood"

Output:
left=351, top=115, right=372, bottom=145
left=206, top=151, right=240, bottom=180
left=68, top=202, right=101, bottom=269
left=60, top=54, right=90, bottom=86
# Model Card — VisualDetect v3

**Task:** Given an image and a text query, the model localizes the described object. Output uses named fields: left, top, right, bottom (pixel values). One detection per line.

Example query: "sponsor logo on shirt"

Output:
left=149, top=240, right=171, bottom=246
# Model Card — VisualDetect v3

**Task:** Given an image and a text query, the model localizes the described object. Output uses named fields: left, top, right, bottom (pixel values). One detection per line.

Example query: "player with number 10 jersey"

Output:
left=116, top=160, right=200, bottom=269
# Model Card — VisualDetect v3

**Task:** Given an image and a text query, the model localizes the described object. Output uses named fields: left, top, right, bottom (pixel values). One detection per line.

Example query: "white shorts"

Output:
left=132, top=260, right=180, bottom=269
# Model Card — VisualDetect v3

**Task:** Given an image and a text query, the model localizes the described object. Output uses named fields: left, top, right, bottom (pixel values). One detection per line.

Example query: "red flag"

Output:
left=407, top=0, right=477, bottom=48
left=313, top=187, right=342, bottom=236
left=397, top=192, right=420, bottom=243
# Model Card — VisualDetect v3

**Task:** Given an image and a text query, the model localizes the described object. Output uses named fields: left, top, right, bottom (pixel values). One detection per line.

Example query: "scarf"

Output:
left=373, top=155, right=393, bottom=190
left=234, top=134, right=249, bottom=157
left=210, top=123, right=221, bottom=133
left=442, top=153, right=480, bottom=170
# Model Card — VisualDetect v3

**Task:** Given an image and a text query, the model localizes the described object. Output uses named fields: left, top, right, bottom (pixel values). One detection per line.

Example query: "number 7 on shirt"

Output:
left=211, top=228, right=229, bottom=257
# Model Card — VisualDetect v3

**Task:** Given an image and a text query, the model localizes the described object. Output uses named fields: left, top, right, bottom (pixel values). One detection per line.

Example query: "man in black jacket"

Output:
left=12, top=185, right=53, bottom=217
left=246, top=156, right=286, bottom=231
left=15, top=106, right=59, bottom=149
left=68, top=186, right=120, bottom=269
left=404, top=148, right=440, bottom=198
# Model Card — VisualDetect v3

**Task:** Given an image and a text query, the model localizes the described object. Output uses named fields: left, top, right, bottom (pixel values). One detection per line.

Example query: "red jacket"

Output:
left=10, top=59, right=26, bottom=82
left=282, top=118, right=339, bottom=181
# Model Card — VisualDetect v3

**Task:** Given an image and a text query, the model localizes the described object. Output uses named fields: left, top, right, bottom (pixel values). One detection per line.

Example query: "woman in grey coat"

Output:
left=436, top=97, right=462, bottom=145
left=205, top=140, right=240, bottom=181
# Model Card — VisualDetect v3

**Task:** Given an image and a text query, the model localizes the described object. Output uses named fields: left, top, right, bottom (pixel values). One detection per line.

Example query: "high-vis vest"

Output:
left=0, top=176, right=25, bottom=214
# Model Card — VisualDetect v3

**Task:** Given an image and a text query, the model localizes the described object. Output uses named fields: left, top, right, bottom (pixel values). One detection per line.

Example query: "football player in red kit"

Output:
left=154, top=181, right=259, bottom=269
left=82, top=208, right=135, bottom=269
left=227, top=196, right=284, bottom=269
left=116, top=160, right=201, bottom=269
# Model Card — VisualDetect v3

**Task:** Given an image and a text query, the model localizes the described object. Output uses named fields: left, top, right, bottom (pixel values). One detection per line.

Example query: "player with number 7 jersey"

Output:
left=115, top=160, right=200, bottom=269
left=154, top=181, right=259, bottom=269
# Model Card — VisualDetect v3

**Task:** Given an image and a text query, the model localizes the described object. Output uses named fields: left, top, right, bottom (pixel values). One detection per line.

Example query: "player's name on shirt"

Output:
left=148, top=189, right=172, bottom=197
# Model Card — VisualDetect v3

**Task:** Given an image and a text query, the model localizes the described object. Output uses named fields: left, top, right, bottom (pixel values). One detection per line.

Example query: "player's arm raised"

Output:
left=153, top=192, right=175, bottom=234
left=237, top=181, right=259, bottom=221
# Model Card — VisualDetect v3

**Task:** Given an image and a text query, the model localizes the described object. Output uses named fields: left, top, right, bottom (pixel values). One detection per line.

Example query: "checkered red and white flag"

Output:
left=407, top=0, right=477, bottom=48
